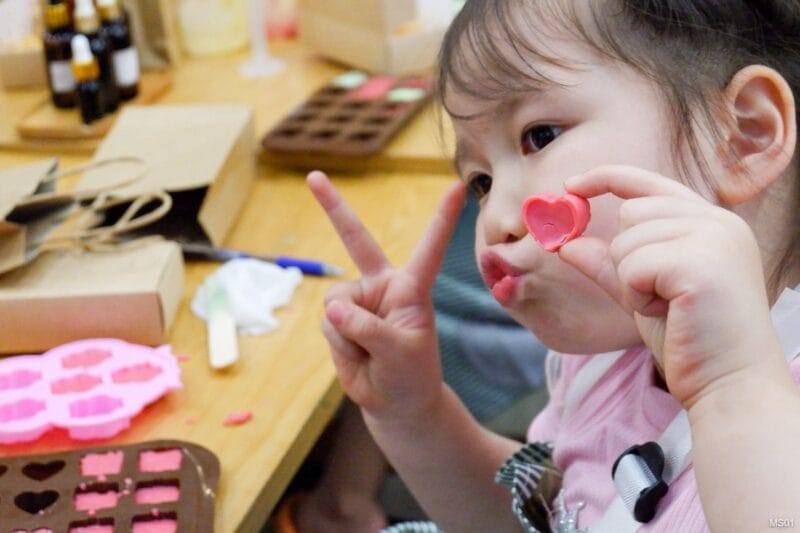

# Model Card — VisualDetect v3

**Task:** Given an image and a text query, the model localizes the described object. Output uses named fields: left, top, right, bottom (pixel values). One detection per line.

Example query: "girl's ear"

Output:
left=718, top=65, right=796, bottom=204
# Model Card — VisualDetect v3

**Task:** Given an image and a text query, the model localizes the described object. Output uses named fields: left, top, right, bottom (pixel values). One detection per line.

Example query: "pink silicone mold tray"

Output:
left=0, top=339, right=181, bottom=443
left=0, top=439, right=219, bottom=532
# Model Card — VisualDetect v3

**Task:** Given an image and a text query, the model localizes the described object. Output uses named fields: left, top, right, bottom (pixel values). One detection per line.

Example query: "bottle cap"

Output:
left=71, top=34, right=99, bottom=81
left=97, top=0, right=122, bottom=21
left=74, top=0, right=100, bottom=33
left=45, top=3, right=70, bottom=29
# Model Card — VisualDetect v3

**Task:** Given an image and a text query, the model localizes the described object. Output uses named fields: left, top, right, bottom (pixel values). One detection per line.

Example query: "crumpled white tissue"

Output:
left=191, top=258, right=303, bottom=335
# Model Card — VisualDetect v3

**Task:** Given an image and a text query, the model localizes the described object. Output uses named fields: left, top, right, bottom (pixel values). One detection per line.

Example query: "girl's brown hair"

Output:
left=438, top=0, right=800, bottom=290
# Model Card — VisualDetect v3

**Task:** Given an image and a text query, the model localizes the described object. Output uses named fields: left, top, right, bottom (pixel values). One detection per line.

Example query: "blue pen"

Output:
left=180, top=243, right=345, bottom=277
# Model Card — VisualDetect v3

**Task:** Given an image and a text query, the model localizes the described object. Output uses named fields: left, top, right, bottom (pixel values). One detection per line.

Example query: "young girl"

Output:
left=307, top=1, right=800, bottom=531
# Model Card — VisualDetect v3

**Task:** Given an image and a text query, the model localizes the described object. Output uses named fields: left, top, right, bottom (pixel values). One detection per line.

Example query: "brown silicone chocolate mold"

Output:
left=261, top=71, right=433, bottom=158
left=0, top=439, right=219, bottom=532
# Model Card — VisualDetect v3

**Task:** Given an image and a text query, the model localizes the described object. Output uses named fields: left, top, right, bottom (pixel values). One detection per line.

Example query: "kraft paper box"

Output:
left=300, top=0, right=417, bottom=34
left=0, top=239, right=183, bottom=354
left=76, top=105, right=256, bottom=246
left=298, top=0, right=447, bottom=76
left=0, top=43, right=46, bottom=90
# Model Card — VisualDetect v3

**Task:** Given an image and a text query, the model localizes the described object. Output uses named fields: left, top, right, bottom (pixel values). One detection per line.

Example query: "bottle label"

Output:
left=49, top=60, right=76, bottom=93
left=113, top=47, right=140, bottom=87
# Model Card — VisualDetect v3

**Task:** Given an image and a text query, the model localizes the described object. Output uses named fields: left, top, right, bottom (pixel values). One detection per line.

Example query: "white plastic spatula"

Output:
left=206, top=278, right=239, bottom=369
left=239, top=0, right=285, bottom=78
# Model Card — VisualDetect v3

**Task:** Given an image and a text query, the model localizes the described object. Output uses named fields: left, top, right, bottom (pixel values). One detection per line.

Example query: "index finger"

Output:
left=307, top=170, right=390, bottom=277
left=565, top=165, right=705, bottom=202
left=405, top=180, right=466, bottom=290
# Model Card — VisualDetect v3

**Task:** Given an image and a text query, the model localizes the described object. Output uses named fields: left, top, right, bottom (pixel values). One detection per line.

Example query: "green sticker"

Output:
left=332, top=71, right=368, bottom=89
left=387, top=87, right=426, bottom=103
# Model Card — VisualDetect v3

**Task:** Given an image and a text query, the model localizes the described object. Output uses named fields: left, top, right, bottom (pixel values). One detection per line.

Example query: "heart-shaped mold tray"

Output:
left=0, top=339, right=181, bottom=444
left=0, top=439, right=219, bottom=532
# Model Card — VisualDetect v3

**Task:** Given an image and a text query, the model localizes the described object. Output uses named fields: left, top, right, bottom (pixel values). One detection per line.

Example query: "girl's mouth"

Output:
left=480, top=251, right=525, bottom=307
left=491, top=275, right=520, bottom=306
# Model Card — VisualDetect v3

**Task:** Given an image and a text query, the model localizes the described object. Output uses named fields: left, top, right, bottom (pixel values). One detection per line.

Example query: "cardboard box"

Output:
left=298, top=0, right=447, bottom=76
left=76, top=105, right=257, bottom=246
left=300, top=0, right=417, bottom=34
left=0, top=43, right=46, bottom=90
left=0, top=239, right=184, bottom=354
left=123, top=0, right=183, bottom=67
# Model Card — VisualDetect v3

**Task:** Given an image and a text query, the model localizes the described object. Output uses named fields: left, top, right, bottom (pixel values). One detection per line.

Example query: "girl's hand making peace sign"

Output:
left=307, top=171, right=467, bottom=423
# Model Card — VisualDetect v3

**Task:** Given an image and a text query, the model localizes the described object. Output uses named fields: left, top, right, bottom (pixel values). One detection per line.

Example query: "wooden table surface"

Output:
left=0, top=41, right=455, bottom=532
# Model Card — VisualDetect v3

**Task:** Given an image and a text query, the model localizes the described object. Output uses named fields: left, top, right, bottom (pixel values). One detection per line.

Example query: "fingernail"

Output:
left=326, top=300, right=346, bottom=325
left=563, top=174, right=581, bottom=189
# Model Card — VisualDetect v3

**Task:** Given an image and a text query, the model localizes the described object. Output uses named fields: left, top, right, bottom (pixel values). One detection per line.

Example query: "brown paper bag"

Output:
left=0, top=156, right=166, bottom=275
left=122, top=0, right=182, bottom=69
left=75, top=105, right=257, bottom=246
left=0, top=159, right=60, bottom=272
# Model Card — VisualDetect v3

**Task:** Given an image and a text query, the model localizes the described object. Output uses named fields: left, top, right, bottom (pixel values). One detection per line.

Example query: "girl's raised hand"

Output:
left=307, top=171, right=467, bottom=422
left=559, top=165, right=785, bottom=409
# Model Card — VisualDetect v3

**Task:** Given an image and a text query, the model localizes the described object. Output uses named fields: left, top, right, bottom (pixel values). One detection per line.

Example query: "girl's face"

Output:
left=449, top=37, right=691, bottom=354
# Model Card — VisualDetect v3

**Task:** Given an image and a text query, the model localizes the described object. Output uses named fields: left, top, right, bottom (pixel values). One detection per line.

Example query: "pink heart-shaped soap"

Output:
left=522, top=193, right=591, bottom=252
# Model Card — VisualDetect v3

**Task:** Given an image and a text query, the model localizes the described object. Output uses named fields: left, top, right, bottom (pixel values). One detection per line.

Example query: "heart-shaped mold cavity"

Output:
left=14, top=490, right=59, bottom=514
left=62, top=349, right=112, bottom=369
left=0, top=398, right=47, bottom=422
left=522, top=193, right=591, bottom=252
left=68, top=395, right=123, bottom=418
left=51, top=374, right=103, bottom=394
left=0, top=369, right=42, bottom=391
left=22, top=460, right=66, bottom=481
left=111, top=363, right=162, bottom=384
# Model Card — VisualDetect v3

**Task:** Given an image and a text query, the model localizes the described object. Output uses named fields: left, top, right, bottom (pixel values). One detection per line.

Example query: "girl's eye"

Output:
left=521, top=125, right=562, bottom=155
left=467, top=173, right=492, bottom=199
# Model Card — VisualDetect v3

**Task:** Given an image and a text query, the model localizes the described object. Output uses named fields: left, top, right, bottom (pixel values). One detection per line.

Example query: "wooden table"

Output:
left=0, top=42, right=455, bottom=532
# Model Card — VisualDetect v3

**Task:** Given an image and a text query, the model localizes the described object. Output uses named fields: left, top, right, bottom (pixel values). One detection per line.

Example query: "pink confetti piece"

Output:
left=222, top=411, right=252, bottom=426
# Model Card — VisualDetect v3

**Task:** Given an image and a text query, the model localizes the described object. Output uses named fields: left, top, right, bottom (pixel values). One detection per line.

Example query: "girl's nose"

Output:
left=481, top=184, right=528, bottom=245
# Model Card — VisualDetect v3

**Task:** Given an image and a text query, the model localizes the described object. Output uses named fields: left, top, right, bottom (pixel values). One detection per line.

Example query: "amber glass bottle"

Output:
left=43, top=0, right=77, bottom=108
left=98, top=0, right=139, bottom=100
left=71, top=34, right=103, bottom=124
left=73, top=0, right=119, bottom=113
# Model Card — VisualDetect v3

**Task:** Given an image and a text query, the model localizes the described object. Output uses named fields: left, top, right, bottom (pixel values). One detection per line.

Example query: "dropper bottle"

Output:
left=71, top=33, right=104, bottom=124
left=73, top=0, right=119, bottom=113
left=97, top=0, right=139, bottom=100
left=43, top=0, right=77, bottom=108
